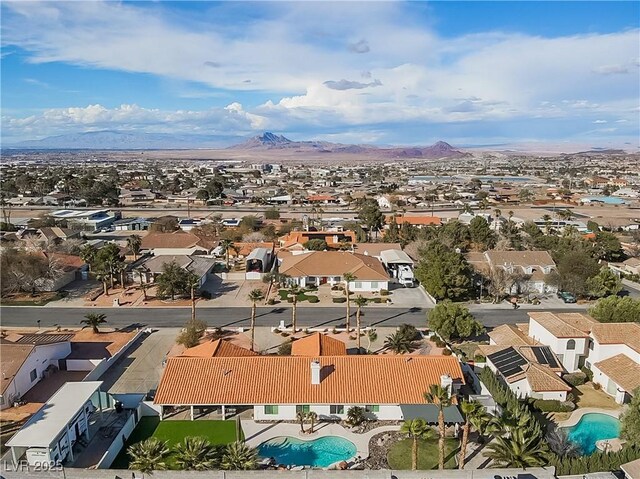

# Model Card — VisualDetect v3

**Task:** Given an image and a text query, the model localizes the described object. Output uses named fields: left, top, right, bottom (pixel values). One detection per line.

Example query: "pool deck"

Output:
left=556, top=407, right=621, bottom=428
left=242, top=420, right=400, bottom=460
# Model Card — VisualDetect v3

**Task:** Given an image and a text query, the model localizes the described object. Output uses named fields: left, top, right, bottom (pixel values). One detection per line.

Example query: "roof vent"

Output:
left=311, top=359, right=321, bottom=385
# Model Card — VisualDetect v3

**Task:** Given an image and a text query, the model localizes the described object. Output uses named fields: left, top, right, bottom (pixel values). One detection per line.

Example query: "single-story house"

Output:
left=133, top=255, right=216, bottom=287
left=141, top=231, right=216, bottom=256
left=154, top=355, right=464, bottom=422
left=278, top=251, right=390, bottom=292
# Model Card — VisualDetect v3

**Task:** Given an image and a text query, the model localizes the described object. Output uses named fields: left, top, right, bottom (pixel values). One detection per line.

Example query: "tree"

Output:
left=0, top=248, right=51, bottom=296
left=220, top=442, right=257, bottom=470
left=546, top=429, right=580, bottom=459
left=366, top=328, right=378, bottom=353
left=486, top=267, right=513, bottom=303
left=353, top=295, right=367, bottom=354
left=518, top=188, right=534, bottom=203
left=248, top=288, right=264, bottom=351
left=265, top=207, right=280, bottom=220
left=342, top=272, right=356, bottom=330
left=589, top=296, right=640, bottom=323
left=156, top=261, right=190, bottom=300
left=128, top=438, right=170, bottom=473
left=620, top=388, right=640, bottom=447
left=469, top=405, right=493, bottom=444
left=304, top=239, right=328, bottom=251
left=424, top=384, right=452, bottom=470
left=174, top=436, right=218, bottom=470
left=220, top=239, right=234, bottom=268
left=296, top=410, right=306, bottom=433
left=346, top=406, right=366, bottom=427
left=458, top=400, right=484, bottom=469
left=306, top=411, right=318, bottom=434
left=187, top=273, right=200, bottom=322
left=549, top=249, right=601, bottom=297
left=541, top=214, right=552, bottom=235
left=414, top=241, right=473, bottom=301
left=469, top=216, right=496, bottom=250
left=594, top=231, right=625, bottom=261
left=150, top=216, right=179, bottom=232
left=400, top=418, right=435, bottom=470
left=384, top=330, right=416, bottom=354
left=357, top=198, right=384, bottom=240
left=428, top=301, right=483, bottom=341
left=93, top=243, right=125, bottom=290
left=485, top=429, right=549, bottom=468
left=586, top=267, right=623, bottom=298
left=587, top=220, right=600, bottom=233
left=177, top=319, right=207, bottom=348
left=80, top=244, right=97, bottom=271
left=81, top=313, right=107, bottom=334
left=287, top=284, right=300, bottom=332
left=126, top=235, right=142, bottom=261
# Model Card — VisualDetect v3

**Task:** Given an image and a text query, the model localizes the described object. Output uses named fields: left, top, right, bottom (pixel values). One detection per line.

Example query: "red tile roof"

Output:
left=181, top=339, right=258, bottom=358
left=291, top=333, right=347, bottom=356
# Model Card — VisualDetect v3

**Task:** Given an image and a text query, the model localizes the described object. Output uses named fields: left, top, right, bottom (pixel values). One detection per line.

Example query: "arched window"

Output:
left=567, top=339, right=576, bottom=350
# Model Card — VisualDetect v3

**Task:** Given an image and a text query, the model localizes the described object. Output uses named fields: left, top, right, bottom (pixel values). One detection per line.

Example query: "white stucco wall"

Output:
left=253, top=403, right=402, bottom=421
left=528, top=319, right=588, bottom=372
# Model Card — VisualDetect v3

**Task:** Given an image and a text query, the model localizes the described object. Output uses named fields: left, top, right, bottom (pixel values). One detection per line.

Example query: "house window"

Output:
left=330, top=405, right=344, bottom=415
left=567, top=339, right=576, bottom=350
left=354, top=281, right=363, bottom=289
left=29, top=369, right=37, bottom=382
left=365, top=405, right=380, bottom=413
left=296, top=405, right=310, bottom=414
left=370, top=281, right=379, bottom=289
left=588, top=340, right=594, bottom=351
left=264, top=405, right=278, bottom=415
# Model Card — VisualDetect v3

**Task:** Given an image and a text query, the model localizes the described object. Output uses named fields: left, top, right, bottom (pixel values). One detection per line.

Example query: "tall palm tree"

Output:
left=287, top=284, right=300, bottom=332
left=400, top=418, right=435, bottom=470
left=424, top=384, right=452, bottom=470
left=458, top=400, right=485, bottom=469
left=187, top=273, right=200, bottom=322
left=126, top=235, right=142, bottom=261
left=80, top=244, right=97, bottom=272
left=248, top=288, right=265, bottom=351
left=469, top=406, right=493, bottom=444
left=366, top=328, right=378, bottom=353
left=353, top=295, right=367, bottom=354
left=296, top=411, right=306, bottom=433
left=220, top=239, right=234, bottom=268
left=128, top=438, right=169, bottom=473
left=485, top=429, right=549, bottom=468
left=94, top=268, right=110, bottom=296
left=306, top=411, right=318, bottom=434
left=81, top=313, right=107, bottom=334
left=173, top=436, right=217, bottom=471
left=384, top=330, right=415, bottom=354
left=220, top=441, right=258, bottom=470
left=342, top=272, right=356, bottom=330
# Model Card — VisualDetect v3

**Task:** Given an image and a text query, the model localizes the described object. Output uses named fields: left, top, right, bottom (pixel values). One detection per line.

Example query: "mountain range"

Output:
left=6, top=130, right=468, bottom=158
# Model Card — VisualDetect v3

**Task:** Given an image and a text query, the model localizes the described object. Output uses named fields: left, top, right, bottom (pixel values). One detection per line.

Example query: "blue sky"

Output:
left=1, top=1, right=639, bottom=149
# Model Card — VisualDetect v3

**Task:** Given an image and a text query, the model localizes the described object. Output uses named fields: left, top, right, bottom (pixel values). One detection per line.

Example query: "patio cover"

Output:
left=6, top=381, right=102, bottom=448
left=380, top=249, right=414, bottom=265
left=400, top=404, right=464, bottom=424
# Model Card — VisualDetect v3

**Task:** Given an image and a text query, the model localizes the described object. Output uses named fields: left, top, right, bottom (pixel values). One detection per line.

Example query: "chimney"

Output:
left=440, top=374, right=453, bottom=394
left=311, top=360, right=321, bottom=385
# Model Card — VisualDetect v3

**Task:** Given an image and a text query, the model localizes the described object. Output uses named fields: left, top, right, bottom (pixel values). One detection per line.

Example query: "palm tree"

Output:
left=220, top=441, right=258, bottom=470
left=220, top=239, right=234, bottom=268
left=485, top=429, right=549, bottom=468
left=128, top=438, right=169, bottom=473
left=542, top=214, right=552, bottom=235
left=400, top=418, right=435, bottom=470
left=493, top=208, right=502, bottom=231
left=296, top=410, right=306, bottom=433
left=173, top=436, right=217, bottom=470
left=81, top=313, right=107, bottom=334
left=546, top=428, right=580, bottom=458
left=342, top=272, right=356, bottom=330
left=353, top=295, right=367, bottom=354
left=80, top=244, right=97, bottom=272
left=469, top=406, right=493, bottom=444
left=94, top=268, right=110, bottom=296
left=384, top=330, right=415, bottom=354
left=248, top=288, right=264, bottom=351
left=287, top=284, right=300, bottom=332
left=458, top=400, right=485, bottom=469
left=366, top=328, right=378, bottom=353
left=187, top=273, right=199, bottom=322
left=306, top=411, right=318, bottom=434
left=126, top=235, right=142, bottom=261
left=424, top=384, right=452, bottom=470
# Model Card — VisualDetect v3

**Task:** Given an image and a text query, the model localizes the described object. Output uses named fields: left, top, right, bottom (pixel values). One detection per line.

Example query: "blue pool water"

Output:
left=582, top=196, right=627, bottom=205
left=258, top=435, right=357, bottom=467
left=564, top=413, right=621, bottom=455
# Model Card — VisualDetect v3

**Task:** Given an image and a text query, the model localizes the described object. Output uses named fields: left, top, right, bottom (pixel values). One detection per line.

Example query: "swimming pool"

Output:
left=258, top=435, right=357, bottom=467
left=563, top=413, right=621, bottom=455
left=582, top=196, right=628, bottom=205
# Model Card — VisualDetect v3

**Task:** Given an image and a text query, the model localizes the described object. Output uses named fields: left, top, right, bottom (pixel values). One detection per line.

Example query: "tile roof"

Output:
left=594, top=354, right=640, bottom=393
left=352, top=243, right=403, bottom=257
left=591, top=323, right=640, bottom=354
left=489, top=324, right=536, bottom=347
left=181, top=339, right=258, bottom=358
left=386, top=215, right=442, bottom=226
left=523, top=363, right=572, bottom=392
left=279, top=251, right=389, bottom=280
left=486, top=250, right=556, bottom=268
left=9, top=333, right=75, bottom=345
left=154, top=355, right=464, bottom=406
left=528, top=312, right=596, bottom=338
left=291, top=333, right=347, bottom=356
left=142, top=231, right=213, bottom=250
left=1, top=343, right=35, bottom=394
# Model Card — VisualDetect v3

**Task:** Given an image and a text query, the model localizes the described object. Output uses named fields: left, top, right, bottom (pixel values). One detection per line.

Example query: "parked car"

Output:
left=557, top=291, right=577, bottom=303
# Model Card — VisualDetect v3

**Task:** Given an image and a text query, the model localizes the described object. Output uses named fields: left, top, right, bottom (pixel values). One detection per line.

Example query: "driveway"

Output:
left=99, top=328, right=179, bottom=394
left=387, top=284, right=434, bottom=308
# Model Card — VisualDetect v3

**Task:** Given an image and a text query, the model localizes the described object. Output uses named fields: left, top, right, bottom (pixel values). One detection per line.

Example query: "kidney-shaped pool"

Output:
left=563, top=413, right=621, bottom=455
left=258, top=435, right=357, bottom=467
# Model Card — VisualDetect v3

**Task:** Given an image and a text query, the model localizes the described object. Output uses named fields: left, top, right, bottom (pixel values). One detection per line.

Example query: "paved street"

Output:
left=0, top=305, right=588, bottom=329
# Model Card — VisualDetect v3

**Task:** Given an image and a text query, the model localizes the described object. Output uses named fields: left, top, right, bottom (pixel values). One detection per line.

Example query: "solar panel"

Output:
left=488, top=347, right=527, bottom=378
left=531, top=346, right=560, bottom=368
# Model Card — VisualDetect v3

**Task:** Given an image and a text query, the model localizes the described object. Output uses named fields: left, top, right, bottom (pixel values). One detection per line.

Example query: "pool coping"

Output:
left=556, top=407, right=621, bottom=429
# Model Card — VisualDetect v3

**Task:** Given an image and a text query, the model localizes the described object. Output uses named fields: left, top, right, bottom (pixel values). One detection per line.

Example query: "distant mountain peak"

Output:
left=232, top=132, right=293, bottom=149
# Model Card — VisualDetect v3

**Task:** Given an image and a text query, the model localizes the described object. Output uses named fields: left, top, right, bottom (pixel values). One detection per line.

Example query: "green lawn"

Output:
left=110, top=418, right=239, bottom=470
left=278, top=289, right=317, bottom=302
left=387, top=438, right=459, bottom=470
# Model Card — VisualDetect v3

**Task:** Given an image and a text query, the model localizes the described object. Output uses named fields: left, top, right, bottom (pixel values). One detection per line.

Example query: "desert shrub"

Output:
left=267, top=298, right=276, bottom=305
left=397, top=324, right=420, bottom=341
left=371, top=297, right=382, bottom=303
left=581, top=366, right=594, bottom=382
left=564, top=371, right=587, bottom=387
left=474, top=354, right=486, bottom=362
left=593, top=382, right=602, bottom=390
left=532, top=399, right=574, bottom=412
left=380, top=289, right=389, bottom=296
left=307, top=296, right=319, bottom=303
left=278, top=339, right=292, bottom=355
left=333, top=297, right=347, bottom=303
left=434, top=338, right=446, bottom=348
left=442, top=348, right=452, bottom=356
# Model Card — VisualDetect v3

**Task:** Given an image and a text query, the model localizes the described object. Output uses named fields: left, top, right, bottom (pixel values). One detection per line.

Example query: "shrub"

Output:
left=199, top=290, right=212, bottom=299
left=380, top=289, right=389, bottom=296
left=307, top=296, right=319, bottom=303
left=564, top=371, right=587, bottom=387
left=442, top=348, right=452, bottom=356
left=281, top=332, right=290, bottom=337
left=593, top=382, right=602, bottom=390
left=371, top=297, right=382, bottom=303
left=474, top=354, right=486, bottom=363
left=333, top=297, right=347, bottom=303
left=434, top=338, right=446, bottom=348
left=346, top=406, right=366, bottom=427
left=278, top=339, right=292, bottom=355
left=398, top=324, right=420, bottom=341
left=532, top=399, right=574, bottom=412
left=331, top=285, right=340, bottom=291
left=581, top=366, right=594, bottom=382
left=267, top=298, right=276, bottom=305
